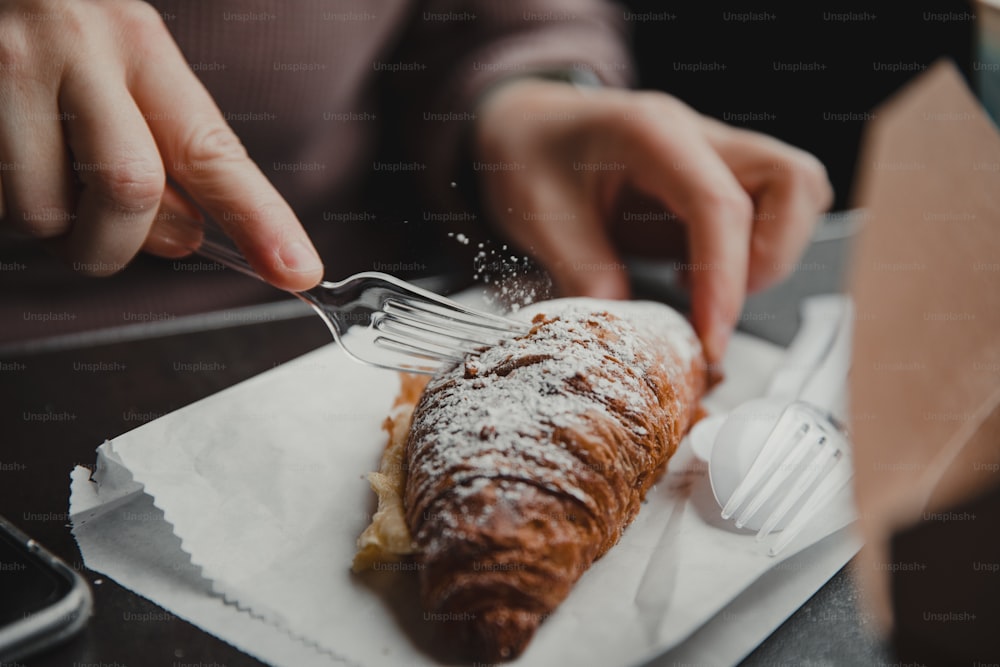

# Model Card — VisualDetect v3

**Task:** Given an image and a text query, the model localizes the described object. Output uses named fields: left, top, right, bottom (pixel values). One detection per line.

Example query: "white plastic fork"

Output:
left=690, top=295, right=855, bottom=555
left=720, top=400, right=854, bottom=555
left=185, top=222, right=528, bottom=374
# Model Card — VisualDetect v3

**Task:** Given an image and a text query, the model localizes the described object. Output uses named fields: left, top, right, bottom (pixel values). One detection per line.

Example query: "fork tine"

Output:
left=373, top=335, right=467, bottom=364
left=721, top=409, right=806, bottom=521
left=769, top=450, right=853, bottom=556
left=378, top=309, right=511, bottom=349
left=755, top=437, right=840, bottom=540
left=733, top=427, right=821, bottom=529
left=384, top=297, right=529, bottom=335
left=374, top=316, right=486, bottom=356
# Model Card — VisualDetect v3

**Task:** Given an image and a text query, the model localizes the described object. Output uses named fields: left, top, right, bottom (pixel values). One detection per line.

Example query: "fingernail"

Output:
left=279, top=240, right=323, bottom=273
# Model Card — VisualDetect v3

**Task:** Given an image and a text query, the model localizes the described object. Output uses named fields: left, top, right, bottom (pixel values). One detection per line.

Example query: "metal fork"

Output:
left=187, top=223, right=529, bottom=374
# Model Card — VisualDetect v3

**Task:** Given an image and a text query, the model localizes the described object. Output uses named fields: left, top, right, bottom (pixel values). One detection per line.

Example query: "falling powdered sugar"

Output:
left=446, top=231, right=552, bottom=312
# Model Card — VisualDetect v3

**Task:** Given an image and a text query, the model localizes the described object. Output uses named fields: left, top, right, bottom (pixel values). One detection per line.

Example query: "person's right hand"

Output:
left=0, top=0, right=323, bottom=289
left=473, top=79, right=833, bottom=365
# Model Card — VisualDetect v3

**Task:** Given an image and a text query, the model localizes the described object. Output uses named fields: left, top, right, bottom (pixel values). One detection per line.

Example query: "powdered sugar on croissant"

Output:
left=400, top=298, right=709, bottom=661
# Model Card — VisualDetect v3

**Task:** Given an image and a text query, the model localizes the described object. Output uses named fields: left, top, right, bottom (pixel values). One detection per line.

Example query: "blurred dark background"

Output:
left=364, top=1, right=978, bottom=283
left=620, top=1, right=975, bottom=210
left=0, top=1, right=979, bottom=347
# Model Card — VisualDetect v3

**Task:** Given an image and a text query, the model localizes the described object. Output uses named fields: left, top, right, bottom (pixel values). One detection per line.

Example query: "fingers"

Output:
left=141, top=184, right=205, bottom=260
left=702, top=121, right=833, bottom=292
left=125, top=18, right=323, bottom=291
left=55, top=62, right=164, bottom=276
left=0, top=77, right=75, bottom=239
left=622, top=103, right=754, bottom=364
left=744, top=173, right=824, bottom=292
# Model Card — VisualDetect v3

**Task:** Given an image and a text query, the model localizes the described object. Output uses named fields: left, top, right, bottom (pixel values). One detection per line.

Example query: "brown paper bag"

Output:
left=850, top=58, right=1000, bottom=636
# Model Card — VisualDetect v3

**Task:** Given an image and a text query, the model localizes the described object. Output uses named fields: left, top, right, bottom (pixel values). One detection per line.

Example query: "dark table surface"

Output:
left=0, top=216, right=893, bottom=667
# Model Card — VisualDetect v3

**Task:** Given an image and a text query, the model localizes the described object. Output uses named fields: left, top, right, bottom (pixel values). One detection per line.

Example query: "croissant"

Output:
left=354, top=298, right=710, bottom=661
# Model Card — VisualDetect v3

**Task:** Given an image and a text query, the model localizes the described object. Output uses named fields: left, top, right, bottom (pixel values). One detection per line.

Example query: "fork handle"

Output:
left=193, top=231, right=265, bottom=283
left=765, top=295, right=849, bottom=400
left=799, top=297, right=854, bottom=410
left=168, top=214, right=267, bottom=283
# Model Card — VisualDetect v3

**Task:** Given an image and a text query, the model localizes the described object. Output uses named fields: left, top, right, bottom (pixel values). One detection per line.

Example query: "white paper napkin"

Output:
left=70, top=318, right=859, bottom=667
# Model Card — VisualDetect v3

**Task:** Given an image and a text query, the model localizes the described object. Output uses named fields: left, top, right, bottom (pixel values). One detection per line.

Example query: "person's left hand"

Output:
left=473, top=78, right=833, bottom=364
